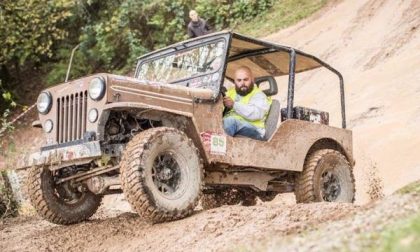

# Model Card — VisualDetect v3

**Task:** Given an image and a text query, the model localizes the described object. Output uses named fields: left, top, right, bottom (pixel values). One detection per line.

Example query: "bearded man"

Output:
left=223, top=66, right=272, bottom=140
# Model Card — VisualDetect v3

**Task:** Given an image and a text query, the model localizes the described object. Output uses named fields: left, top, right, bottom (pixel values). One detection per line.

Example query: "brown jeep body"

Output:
left=16, top=31, right=354, bottom=224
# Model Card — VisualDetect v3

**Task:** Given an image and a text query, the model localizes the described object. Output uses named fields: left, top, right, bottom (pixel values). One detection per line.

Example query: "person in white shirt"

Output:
left=223, top=66, right=271, bottom=140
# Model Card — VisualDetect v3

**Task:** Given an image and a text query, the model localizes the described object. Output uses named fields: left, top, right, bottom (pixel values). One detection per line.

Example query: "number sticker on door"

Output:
left=210, top=135, right=227, bottom=155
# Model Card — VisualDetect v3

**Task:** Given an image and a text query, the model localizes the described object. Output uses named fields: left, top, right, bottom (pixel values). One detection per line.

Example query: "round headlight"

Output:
left=44, top=120, right=53, bottom=133
left=88, top=77, right=106, bottom=100
left=37, top=92, right=52, bottom=114
left=88, top=108, right=98, bottom=123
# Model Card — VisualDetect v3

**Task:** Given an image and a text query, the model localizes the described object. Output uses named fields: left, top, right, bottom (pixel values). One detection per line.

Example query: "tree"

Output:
left=0, top=0, right=75, bottom=83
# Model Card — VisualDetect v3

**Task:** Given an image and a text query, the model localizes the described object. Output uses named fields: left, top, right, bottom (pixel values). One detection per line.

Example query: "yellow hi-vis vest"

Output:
left=225, top=86, right=272, bottom=129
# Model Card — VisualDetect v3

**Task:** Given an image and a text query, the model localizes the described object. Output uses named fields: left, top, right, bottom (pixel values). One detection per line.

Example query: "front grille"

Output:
left=57, top=91, right=88, bottom=143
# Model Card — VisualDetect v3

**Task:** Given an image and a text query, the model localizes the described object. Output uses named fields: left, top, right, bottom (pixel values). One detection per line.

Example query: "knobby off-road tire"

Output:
left=120, top=127, right=203, bottom=223
left=201, top=188, right=257, bottom=210
left=295, top=149, right=355, bottom=203
left=27, top=166, right=102, bottom=225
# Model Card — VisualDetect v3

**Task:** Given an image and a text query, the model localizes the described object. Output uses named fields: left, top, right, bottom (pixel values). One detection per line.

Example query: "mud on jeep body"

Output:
left=18, top=32, right=355, bottom=224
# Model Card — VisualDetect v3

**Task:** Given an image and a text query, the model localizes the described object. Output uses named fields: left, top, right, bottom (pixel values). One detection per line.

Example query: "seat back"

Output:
left=264, top=99, right=280, bottom=140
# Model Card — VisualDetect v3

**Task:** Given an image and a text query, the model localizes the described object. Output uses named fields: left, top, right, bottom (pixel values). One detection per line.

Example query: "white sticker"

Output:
left=210, top=135, right=227, bottom=155
left=310, top=114, right=321, bottom=124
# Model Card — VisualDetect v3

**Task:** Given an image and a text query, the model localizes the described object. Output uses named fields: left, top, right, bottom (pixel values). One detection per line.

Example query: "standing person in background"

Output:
left=187, top=10, right=212, bottom=38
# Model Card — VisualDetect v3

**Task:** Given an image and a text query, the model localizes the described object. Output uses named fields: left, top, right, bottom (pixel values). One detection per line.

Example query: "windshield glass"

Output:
left=137, top=40, right=225, bottom=85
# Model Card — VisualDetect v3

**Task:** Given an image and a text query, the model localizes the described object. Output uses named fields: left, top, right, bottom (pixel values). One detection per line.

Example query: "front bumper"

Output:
left=16, top=141, right=102, bottom=170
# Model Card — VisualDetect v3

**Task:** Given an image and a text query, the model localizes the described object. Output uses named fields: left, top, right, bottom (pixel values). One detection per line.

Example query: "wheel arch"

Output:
left=99, top=103, right=208, bottom=164
left=306, top=138, right=354, bottom=166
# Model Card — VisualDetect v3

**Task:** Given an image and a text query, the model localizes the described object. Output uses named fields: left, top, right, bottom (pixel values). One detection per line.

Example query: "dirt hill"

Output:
left=266, top=0, right=420, bottom=203
left=1, top=0, right=419, bottom=251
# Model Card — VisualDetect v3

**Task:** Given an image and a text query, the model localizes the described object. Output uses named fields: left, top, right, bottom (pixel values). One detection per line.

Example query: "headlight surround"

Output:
left=88, top=77, right=106, bottom=101
left=43, top=119, right=53, bottom=133
left=37, top=91, right=52, bottom=114
left=88, top=108, right=98, bottom=123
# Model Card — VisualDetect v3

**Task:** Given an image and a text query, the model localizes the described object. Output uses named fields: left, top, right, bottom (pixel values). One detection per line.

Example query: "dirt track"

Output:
left=1, top=0, right=420, bottom=251
left=266, top=0, right=420, bottom=203
left=2, top=190, right=419, bottom=252
left=1, top=194, right=358, bottom=251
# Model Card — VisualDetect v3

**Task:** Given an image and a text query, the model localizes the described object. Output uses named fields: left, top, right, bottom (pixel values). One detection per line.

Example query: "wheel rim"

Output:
left=50, top=169, right=87, bottom=206
left=54, top=181, right=85, bottom=205
left=321, top=170, right=341, bottom=201
left=151, top=151, right=182, bottom=197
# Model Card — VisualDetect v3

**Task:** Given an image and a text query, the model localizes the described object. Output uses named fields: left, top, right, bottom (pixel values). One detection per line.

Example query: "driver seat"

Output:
left=255, top=76, right=280, bottom=141
left=264, top=100, right=280, bottom=140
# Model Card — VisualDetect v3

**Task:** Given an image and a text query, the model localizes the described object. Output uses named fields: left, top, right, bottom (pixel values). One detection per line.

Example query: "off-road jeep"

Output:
left=17, top=32, right=355, bottom=225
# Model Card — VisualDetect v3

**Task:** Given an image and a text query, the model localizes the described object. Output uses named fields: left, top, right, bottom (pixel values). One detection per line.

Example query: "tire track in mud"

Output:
left=0, top=194, right=358, bottom=252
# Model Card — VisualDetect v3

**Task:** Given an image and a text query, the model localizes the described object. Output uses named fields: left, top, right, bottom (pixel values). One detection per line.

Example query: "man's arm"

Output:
left=233, top=92, right=270, bottom=121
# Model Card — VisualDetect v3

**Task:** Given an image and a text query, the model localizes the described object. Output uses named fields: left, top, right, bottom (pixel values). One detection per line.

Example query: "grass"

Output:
left=235, top=0, right=329, bottom=37
left=396, top=180, right=420, bottom=195
left=367, top=213, right=420, bottom=252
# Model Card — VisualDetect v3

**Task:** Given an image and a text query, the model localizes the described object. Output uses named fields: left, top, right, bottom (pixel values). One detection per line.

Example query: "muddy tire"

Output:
left=27, top=166, right=102, bottom=225
left=201, top=188, right=257, bottom=210
left=295, top=149, right=355, bottom=203
left=120, top=127, right=203, bottom=223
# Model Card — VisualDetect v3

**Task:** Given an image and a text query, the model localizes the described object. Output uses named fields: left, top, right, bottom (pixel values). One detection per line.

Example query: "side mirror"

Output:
left=255, top=76, right=278, bottom=96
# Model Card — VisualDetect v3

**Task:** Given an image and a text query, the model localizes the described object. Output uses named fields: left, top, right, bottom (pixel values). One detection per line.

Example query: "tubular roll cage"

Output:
left=136, top=32, right=347, bottom=129
left=229, top=33, right=346, bottom=129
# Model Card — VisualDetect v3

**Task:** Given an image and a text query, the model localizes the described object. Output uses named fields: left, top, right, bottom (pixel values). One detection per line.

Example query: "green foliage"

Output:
left=236, top=0, right=328, bottom=37
left=197, top=0, right=273, bottom=30
left=368, top=213, right=420, bottom=252
left=2, top=0, right=330, bottom=106
left=44, top=0, right=273, bottom=84
left=44, top=47, right=95, bottom=85
left=0, top=109, right=14, bottom=144
left=0, top=0, right=75, bottom=66
left=0, top=80, right=15, bottom=143
left=397, top=180, right=420, bottom=195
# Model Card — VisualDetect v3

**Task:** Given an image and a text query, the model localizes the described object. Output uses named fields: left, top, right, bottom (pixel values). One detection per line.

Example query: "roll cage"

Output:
left=135, top=31, right=346, bottom=129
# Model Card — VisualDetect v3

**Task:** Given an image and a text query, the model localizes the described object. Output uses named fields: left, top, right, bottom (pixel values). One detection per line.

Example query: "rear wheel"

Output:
left=120, top=127, right=203, bottom=223
left=27, top=166, right=102, bottom=225
left=295, top=149, right=355, bottom=203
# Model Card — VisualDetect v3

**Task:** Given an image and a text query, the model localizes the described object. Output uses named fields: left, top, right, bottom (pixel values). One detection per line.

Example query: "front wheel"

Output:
left=120, top=127, right=203, bottom=223
left=27, top=166, right=102, bottom=225
left=295, top=149, right=355, bottom=203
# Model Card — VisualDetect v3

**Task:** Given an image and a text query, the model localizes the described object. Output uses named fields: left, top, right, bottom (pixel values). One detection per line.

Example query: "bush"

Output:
left=2, top=0, right=273, bottom=93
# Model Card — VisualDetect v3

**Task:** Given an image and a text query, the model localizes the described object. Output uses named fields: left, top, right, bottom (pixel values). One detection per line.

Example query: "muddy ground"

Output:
left=1, top=190, right=419, bottom=252
left=0, top=194, right=360, bottom=252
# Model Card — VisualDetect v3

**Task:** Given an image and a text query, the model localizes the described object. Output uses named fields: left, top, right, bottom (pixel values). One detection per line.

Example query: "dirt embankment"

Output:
left=267, top=0, right=420, bottom=203
left=1, top=0, right=420, bottom=251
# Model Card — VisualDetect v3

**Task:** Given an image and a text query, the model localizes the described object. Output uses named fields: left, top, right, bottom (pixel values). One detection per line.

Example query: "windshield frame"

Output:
left=134, top=34, right=231, bottom=100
